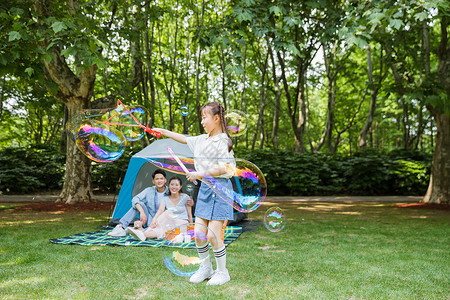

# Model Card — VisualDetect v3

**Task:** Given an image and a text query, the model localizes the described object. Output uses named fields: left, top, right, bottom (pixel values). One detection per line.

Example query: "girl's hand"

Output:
left=151, top=128, right=163, bottom=134
left=187, top=197, right=194, bottom=207
left=186, top=171, right=202, bottom=182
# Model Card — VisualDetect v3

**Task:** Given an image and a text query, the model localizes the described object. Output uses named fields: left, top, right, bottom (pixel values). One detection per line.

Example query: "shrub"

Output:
left=0, top=145, right=65, bottom=194
left=235, top=147, right=431, bottom=196
left=0, top=144, right=431, bottom=196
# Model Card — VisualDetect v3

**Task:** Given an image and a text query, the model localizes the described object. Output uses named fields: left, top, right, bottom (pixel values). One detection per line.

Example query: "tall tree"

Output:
left=342, top=0, right=449, bottom=203
left=3, top=0, right=118, bottom=203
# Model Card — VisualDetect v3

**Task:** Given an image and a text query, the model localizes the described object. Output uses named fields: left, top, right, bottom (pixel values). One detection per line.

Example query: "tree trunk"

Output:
left=194, top=0, right=206, bottom=133
left=267, top=42, right=281, bottom=148
left=33, top=0, right=98, bottom=204
left=58, top=100, right=94, bottom=204
left=277, top=50, right=306, bottom=152
left=145, top=3, right=156, bottom=129
left=0, top=76, right=5, bottom=121
left=359, top=45, right=386, bottom=149
left=252, top=46, right=269, bottom=150
left=423, top=13, right=450, bottom=204
left=359, top=45, right=377, bottom=149
left=423, top=111, right=450, bottom=204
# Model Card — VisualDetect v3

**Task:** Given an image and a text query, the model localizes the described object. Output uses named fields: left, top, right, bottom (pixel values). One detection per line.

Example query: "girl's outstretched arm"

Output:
left=152, top=128, right=187, bottom=144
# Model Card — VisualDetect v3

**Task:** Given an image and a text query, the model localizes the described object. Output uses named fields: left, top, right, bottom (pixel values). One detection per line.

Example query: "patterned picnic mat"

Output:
left=50, top=226, right=243, bottom=248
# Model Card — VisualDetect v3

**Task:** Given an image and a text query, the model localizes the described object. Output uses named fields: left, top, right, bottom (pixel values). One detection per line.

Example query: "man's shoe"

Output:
left=107, top=224, right=126, bottom=237
left=189, top=264, right=214, bottom=283
left=126, top=227, right=146, bottom=242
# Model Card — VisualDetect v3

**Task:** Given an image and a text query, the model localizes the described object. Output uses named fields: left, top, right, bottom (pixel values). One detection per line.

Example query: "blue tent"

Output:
left=110, top=138, right=246, bottom=225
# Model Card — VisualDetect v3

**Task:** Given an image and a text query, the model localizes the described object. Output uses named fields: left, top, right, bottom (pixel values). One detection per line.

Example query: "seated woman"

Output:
left=127, top=176, right=193, bottom=241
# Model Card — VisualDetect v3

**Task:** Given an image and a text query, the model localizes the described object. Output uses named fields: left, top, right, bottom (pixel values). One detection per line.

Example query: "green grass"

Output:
left=0, top=201, right=449, bottom=299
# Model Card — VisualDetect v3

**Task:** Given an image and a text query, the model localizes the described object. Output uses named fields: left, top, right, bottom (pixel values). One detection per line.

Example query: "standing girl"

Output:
left=127, top=176, right=193, bottom=241
left=153, top=102, right=235, bottom=286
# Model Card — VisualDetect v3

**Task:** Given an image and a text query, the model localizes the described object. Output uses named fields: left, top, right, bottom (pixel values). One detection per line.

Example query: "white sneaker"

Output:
left=189, top=264, right=214, bottom=283
left=126, top=227, right=146, bottom=242
left=206, top=269, right=230, bottom=286
left=107, top=224, right=126, bottom=237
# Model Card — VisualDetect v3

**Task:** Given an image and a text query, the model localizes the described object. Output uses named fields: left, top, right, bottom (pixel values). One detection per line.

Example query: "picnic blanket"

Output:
left=50, top=226, right=243, bottom=248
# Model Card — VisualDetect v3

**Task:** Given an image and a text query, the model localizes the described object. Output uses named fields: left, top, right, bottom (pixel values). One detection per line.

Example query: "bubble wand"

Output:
left=167, top=147, right=198, bottom=185
left=100, top=99, right=161, bottom=138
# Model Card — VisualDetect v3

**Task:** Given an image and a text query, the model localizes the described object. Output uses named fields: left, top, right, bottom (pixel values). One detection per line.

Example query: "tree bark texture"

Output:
left=423, top=13, right=450, bottom=204
left=423, top=112, right=450, bottom=204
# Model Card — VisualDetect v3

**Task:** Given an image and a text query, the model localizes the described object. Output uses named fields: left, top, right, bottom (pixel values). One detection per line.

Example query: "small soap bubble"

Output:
left=264, top=207, right=286, bottom=232
left=186, top=184, right=194, bottom=193
left=180, top=106, right=190, bottom=117
left=226, top=110, right=247, bottom=137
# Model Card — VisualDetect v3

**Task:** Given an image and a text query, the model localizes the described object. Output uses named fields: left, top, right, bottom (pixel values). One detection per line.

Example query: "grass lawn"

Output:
left=0, top=200, right=449, bottom=299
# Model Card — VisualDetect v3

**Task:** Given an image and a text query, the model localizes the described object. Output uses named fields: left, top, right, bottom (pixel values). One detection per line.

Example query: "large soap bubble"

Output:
left=75, top=123, right=126, bottom=163
left=66, top=100, right=155, bottom=162
left=162, top=223, right=217, bottom=277
left=264, top=207, right=286, bottom=232
left=202, top=158, right=266, bottom=213
left=226, top=110, right=247, bottom=137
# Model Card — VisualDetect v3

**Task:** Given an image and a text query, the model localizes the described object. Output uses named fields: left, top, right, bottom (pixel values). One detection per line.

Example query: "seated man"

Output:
left=108, top=169, right=169, bottom=237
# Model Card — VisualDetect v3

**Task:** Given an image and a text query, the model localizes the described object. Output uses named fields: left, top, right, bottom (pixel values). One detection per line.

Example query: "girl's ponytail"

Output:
left=218, top=104, right=233, bottom=152
left=200, top=102, right=233, bottom=152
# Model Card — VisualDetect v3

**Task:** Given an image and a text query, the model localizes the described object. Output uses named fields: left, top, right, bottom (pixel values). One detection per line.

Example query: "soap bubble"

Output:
left=202, top=158, right=266, bottom=213
left=75, top=123, right=126, bottom=163
left=66, top=101, right=151, bottom=162
left=186, top=183, right=194, bottom=193
left=264, top=207, right=286, bottom=232
left=117, top=106, right=149, bottom=141
left=147, top=156, right=196, bottom=176
left=180, top=105, right=190, bottom=117
left=162, top=223, right=217, bottom=277
left=226, top=110, right=247, bottom=137
left=146, top=156, right=266, bottom=213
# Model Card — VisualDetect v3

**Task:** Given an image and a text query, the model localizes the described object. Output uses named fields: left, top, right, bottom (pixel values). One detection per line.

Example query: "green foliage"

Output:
left=235, top=148, right=431, bottom=196
left=0, top=144, right=65, bottom=194
left=0, top=145, right=431, bottom=196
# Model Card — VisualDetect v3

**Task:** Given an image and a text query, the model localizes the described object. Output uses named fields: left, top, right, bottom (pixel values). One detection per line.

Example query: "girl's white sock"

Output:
left=213, top=246, right=227, bottom=271
left=196, top=243, right=210, bottom=267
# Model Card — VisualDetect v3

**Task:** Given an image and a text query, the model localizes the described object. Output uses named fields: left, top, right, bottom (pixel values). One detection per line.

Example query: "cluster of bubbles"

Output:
left=66, top=101, right=150, bottom=162
left=80, top=101, right=285, bottom=276
left=162, top=223, right=217, bottom=277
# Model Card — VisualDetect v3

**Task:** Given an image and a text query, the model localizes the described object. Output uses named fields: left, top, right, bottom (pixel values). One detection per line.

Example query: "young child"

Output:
left=152, top=101, right=235, bottom=286
left=127, top=176, right=193, bottom=241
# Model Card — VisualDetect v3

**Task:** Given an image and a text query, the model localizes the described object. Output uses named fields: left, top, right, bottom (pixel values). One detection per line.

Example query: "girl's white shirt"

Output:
left=186, top=133, right=235, bottom=178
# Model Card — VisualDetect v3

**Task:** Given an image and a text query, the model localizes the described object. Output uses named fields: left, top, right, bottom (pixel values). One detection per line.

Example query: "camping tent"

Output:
left=109, top=138, right=246, bottom=226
